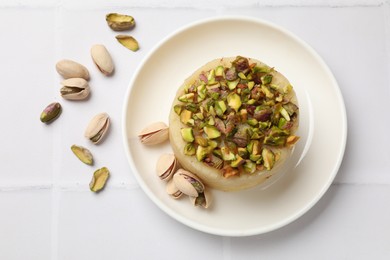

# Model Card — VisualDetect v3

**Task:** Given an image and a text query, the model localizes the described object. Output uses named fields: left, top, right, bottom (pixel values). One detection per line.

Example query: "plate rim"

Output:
left=122, top=15, right=348, bottom=237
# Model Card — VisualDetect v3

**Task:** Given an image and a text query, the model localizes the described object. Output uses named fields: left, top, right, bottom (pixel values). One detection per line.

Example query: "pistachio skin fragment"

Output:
left=106, top=13, right=135, bottom=31
left=40, top=102, right=62, bottom=123
left=71, top=145, right=93, bottom=165
left=89, top=167, right=110, bottom=192
left=115, top=35, right=139, bottom=52
left=55, top=59, right=90, bottom=80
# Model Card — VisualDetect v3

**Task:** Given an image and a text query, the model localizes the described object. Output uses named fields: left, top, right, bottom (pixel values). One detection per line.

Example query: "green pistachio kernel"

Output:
left=184, top=143, right=196, bottom=156
left=203, top=125, right=221, bottom=139
left=181, top=128, right=194, bottom=142
left=227, top=93, right=242, bottom=112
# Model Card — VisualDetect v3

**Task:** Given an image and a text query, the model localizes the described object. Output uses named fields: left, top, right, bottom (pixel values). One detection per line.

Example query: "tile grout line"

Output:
left=51, top=1, right=64, bottom=260
left=383, top=0, right=390, bottom=94
left=0, top=0, right=384, bottom=10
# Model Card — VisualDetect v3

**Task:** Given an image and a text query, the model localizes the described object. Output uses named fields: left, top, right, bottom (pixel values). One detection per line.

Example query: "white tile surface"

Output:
left=0, top=190, right=52, bottom=260
left=0, top=1, right=390, bottom=259
left=57, top=189, right=223, bottom=260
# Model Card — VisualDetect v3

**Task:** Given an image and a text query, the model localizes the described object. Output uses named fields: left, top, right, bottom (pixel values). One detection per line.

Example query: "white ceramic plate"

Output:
left=122, top=16, right=347, bottom=236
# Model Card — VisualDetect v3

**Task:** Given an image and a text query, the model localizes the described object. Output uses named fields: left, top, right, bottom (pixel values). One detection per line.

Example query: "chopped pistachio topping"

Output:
left=175, top=56, right=299, bottom=177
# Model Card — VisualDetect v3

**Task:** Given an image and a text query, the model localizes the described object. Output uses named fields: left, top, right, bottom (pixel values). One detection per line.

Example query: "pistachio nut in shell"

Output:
left=71, top=145, right=93, bottom=165
left=106, top=13, right=135, bottom=31
left=189, top=188, right=212, bottom=209
left=84, top=113, right=110, bottom=144
left=156, top=153, right=178, bottom=181
left=138, top=122, right=169, bottom=145
left=91, top=44, right=114, bottom=76
left=55, top=59, right=90, bottom=80
left=40, top=102, right=62, bottom=123
left=89, top=167, right=110, bottom=192
left=166, top=178, right=183, bottom=199
left=115, top=35, right=139, bottom=52
left=60, top=78, right=90, bottom=100
left=173, top=169, right=205, bottom=197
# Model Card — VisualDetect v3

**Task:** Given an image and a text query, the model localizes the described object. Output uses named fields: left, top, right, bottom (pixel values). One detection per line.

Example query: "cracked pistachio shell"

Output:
left=84, top=113, right=110, bottom=144
left=189, top=188, right=212, bottom=209
left=89, top=167, right=110, bottom=192
left=106, top=13, right=135, bottom=31
left=115, top=35, right=139, bottom=52
left=71, top=145, right=93, bottom=165
left=40, top=102, right=62, bottom=123
left=91, top=44, right=114, bottom=76
left=166, top=178, right=183, bottom=199
left=60, top=78, right=90, bottom=100
left=156, top=153, right=178, bottom=181
left=55, top=59, right=90, bottom=80
left=138, top=122, right=169, bottom=145
left=173, top=169, right=204, bottom=197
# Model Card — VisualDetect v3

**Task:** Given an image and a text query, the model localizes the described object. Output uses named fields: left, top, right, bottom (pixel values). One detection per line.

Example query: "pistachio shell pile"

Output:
left=156, top=154, right=212, bottom=209
left=137, top=122, right=212, bottom=209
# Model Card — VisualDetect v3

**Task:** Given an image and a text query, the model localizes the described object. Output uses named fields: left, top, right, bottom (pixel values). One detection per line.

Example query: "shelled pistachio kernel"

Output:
left=40, top=102, right=62, bottom=123
left=71, top=145, right=93, bottom=165
left=115, top=35, right=139, bottom=52
left=90, top=167, right=110, bottom=192
left=106, top=13, right=135, bottom=31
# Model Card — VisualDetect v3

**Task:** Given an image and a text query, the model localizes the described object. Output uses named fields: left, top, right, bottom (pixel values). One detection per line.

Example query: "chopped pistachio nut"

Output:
left=203, top=125, right=221, bottom=139
left=180, top=109, right=192, bottom=124
left=184, top=143, right=196, bottom=155
left=174, top=56, right=299, bottom=177
left=181, top=128, right=194, bottom=142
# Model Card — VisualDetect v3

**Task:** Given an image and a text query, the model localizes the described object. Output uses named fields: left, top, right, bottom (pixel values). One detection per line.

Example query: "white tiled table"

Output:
left=1, top=0, right=389, bottom=259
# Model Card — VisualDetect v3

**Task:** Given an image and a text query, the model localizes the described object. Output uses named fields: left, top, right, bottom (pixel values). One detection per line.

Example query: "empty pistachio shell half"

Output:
left=60, top=78, right=90, bottom=100
left=90, top=44, right=114, bottom=76
left=90, top=167, right=110, bottom=192
left=115, top=35, right=139, bottom=52
left=138, top=122, right=169, bottom=145
left=173, top=169, right=204, bottom=197
left=166, top=178, right=183, bottom=199
left=55, top=59, right=90, bottom=80
left=106, top=13, right=135, bottom=31
left=71, top=145, right=93, bottom=165
left=40, top=102, right=62, bottom=123
left=84, top=113, right=110, bottom=144
left=189, top=188, right=212, bottom=209
left=156, top=153, right=178, bottom=181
